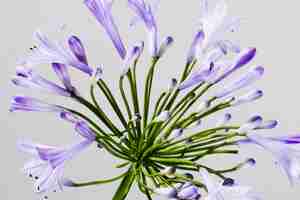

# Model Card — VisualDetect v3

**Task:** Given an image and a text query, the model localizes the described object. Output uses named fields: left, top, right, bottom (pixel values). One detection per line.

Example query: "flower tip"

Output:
left=62, top=178, right=75, bottom=187
left=222, top=178, right=235, bottom=186
left=246, top=158, right=256, bottom=166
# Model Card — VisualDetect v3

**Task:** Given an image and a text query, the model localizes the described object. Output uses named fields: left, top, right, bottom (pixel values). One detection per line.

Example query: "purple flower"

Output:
left=199, top=0, right=241, bottom=55
left=21, top=30, right=93, bottom=76
left=85, top=0, right=127, bottom=59
left=237, top=115, right=263, bottom=133
left=241, top=134, right=300, bottom=185
left=177, top=185, right=201, bottom=200
left=215, top=66, right=264, bottom=98
left=10, top=96, right=65, bottom=113
left=213, top=48, right=257, bottom=84
left=12, top=66, right=71, bottom=97
left=231, top=89, right=263, bottom=107
left=158, top=36, right=174, bottom=58
left=17, top=138, right=95, bottom=194
left=68, top=36, right=89, bottom=65
left=128, top=0, right=159, bottom=57
left=12, top=64, right=78, bottom=97
left=179, top=62, right=220, bottom=90
left=200, top=169, right=261, bottom=200
left=122, top=41, right=144, bottom=75
left=187, top=30, right=205, bottom=65
left=215, top=113, right=232, bottom=127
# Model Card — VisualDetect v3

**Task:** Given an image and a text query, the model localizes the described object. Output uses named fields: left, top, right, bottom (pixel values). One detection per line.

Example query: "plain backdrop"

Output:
left=1, top=0, right=300, bottom=199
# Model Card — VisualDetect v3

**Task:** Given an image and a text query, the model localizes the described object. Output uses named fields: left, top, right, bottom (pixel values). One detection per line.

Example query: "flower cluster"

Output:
left=12, top=0, right=300, bottom=200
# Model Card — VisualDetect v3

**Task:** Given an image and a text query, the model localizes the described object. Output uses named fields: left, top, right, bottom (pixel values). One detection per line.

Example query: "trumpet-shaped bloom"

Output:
left=17, top=121, right=96, bottom=194
left=85, top=0, right=127, bottom=59
left=10, top=96, right=65, bottom=113
left=240, top=134, right=300, bottom=185
left=21, top=31, right=93, bottom=76
left=200, top=170, right=261, bottom=200
left=199, top=0, right=240, bottom=54
left=128, top=0, right=159, bottom=57
left=215, top=66, right=264, bottom=98
left=12, top=65, right=76, bottom=97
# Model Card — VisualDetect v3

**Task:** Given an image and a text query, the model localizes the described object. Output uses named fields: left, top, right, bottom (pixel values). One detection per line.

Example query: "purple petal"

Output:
left=60, top=112, right=79, bottom=123
left=13, top=66, right=71, bottom=97
left=231, top=89, right=263, bottom=106
left=10, top=96, right=64, bottom=113
left=187, top=30, right=205, bottom=64
left=213, top=48, right=256, bottom=84
left=158, top=36, right=174, bottom=58
left=85, top=0, right=127, bottom=59
left=128, top=0, right=158, bottom=56
left=52, top=63, right=75, bottom=93
left=177, top=185, right=199, bottom=199
left=68, top=36, right=88, bottom=65
left=75, top=121, right=96, bottom=141
left=255, top=120, right=278, bottom=130
left=215, top=66, right=264, bottom=98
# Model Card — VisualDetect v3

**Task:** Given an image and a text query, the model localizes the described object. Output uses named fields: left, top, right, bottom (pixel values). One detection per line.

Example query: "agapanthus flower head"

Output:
left=13, top=0, right=299, bottom=199
left=21, top=30, right=93, bottom=76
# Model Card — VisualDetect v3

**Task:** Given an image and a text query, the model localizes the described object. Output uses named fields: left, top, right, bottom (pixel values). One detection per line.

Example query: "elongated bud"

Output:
left=62, top=178, right=75, bottom=187
left=196, top=100, right=210, bottom=113
left=122, top=42, right=144, bottom=76
left=222, top=178, right=235, bottom=186
left=187, top=30, right=205, bottom=64
left=177, top=185, right=200, bottom=200
left=216, top=113, right=232, bottom=127
left=160, top=166, right=176, bottom=177
left=158, top=36, right=174, bottom=58
left=75, top=121, right=96, bottom=141
left=255, top=120, right=278, bottom=130
left=215, top=66, right=264, bottom=98
left=213, top=48, right=256, bottom=84
left=231, top=89, right=263, bottom=106
left=154, top=111, right=170, bottom=122
left=154, top=187, right=177, bottom=198
left=238, top=115, right=263, bottom=133
left=169, top=78, right=178, bottom=91
left=68, top=35, right=88, bottom=65
left=94, top=67, right=103, bottom=81
left=60, top=112, right=78, bottom=123
left=169, top=128, right=184, bottom=140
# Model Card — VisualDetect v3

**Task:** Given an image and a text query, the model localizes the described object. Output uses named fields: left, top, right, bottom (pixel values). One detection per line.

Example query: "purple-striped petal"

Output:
left=68, top=36, right=88, bottom=65
left=158, top=36, right=174, bottom=58
left=255, top=120, right=278, bottom=130
left=231, top=89, right=263, bottom=106
left=12, top=66, right=71, bottom=97
left=85, top=0, right=127, bottom=59
left=122, top=42, right=144, bottom=75
left=213, top=48, right=256, bottom=84
left=75, top=121, right=96, bottom=141
left=187, top=31, right=205, bottom=64
left=215, top=66, right=264, bottom=98
left=128, top=0, right=159, bottom=57
left=23, top=30, right=93, bottom=76
left=52, top=63, right=75, bottom=93
left=10, top=96, right=64, bottom=113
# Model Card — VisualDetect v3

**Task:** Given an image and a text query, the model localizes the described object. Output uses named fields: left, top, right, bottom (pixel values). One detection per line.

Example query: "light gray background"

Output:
left=1, top=0, right=300, bottom=199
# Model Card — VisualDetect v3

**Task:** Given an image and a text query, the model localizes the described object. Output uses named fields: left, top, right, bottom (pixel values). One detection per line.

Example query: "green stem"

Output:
left=71, top=172, right=128, bottom=187
left=143, top=58, right=159, bottom=129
